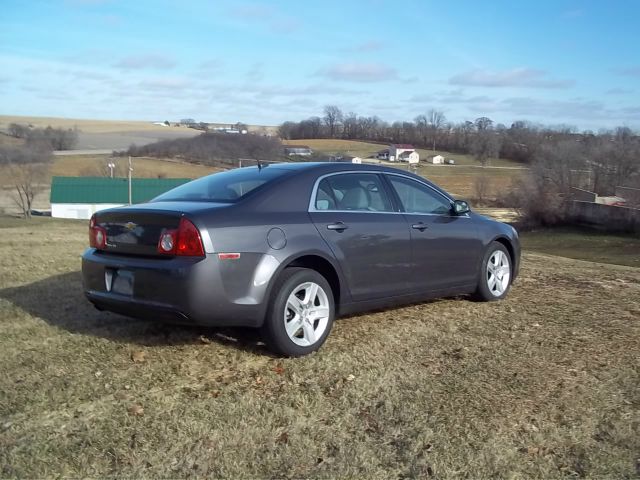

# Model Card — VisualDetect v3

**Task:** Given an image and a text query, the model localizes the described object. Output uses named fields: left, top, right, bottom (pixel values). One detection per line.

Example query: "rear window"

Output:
left=152, top=166, right=289, bottom=203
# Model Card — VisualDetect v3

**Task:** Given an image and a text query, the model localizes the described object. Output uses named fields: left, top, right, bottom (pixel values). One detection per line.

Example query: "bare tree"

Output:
left=0, top=146, right=52, bottom=218
left=8, top=123, right=29, bottom=138
left=323, top=105, right=343, bottom=138
left=471, top=117, right=501, bottom=166
left=414, top=114, right=429, bottom=146
left=427, top=109, right=446, bottom=151
left=473, top=174, right=491, bottom=205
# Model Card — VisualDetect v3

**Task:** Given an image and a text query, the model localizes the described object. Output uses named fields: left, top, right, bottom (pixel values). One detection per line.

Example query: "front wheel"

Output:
left=474, top=242, right=512, bottom=301
left=262, top=268, right=335, bottom=357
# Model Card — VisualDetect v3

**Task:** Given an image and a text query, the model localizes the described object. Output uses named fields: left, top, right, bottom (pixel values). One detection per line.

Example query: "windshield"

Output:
left=151, top=166, right=289, bottom=203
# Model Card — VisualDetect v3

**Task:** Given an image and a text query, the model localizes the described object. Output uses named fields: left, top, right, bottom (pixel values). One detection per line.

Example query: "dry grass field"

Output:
left=0, top=116, right=278, bottom=151
left=50, top=155, right=221, bottom=179
left=0, top=115, right=186, bottom=134
left=0, top=218, right=638, bottom=478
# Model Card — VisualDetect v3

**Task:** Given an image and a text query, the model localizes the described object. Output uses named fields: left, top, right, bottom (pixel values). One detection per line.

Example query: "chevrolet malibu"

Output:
left=82, top=162, right=520, bottom=356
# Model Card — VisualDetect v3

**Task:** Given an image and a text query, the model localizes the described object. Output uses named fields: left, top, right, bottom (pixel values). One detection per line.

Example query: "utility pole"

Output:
left=128, top=156, right=133, bottom=205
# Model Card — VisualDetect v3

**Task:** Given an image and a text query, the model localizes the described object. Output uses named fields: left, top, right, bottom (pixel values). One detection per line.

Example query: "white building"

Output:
left=430, top=155, right=445, bottom=164
left=389, top=144, right=419, bottom=163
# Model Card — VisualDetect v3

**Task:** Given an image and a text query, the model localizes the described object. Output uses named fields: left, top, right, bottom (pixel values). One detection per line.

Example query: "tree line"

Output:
left=123, top=132, right=283, bottom=166
left=8, top=123, right=79, bottom=150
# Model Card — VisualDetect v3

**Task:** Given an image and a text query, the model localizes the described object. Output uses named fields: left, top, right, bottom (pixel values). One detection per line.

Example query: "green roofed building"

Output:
left=50, top=176, right=191, bottom=219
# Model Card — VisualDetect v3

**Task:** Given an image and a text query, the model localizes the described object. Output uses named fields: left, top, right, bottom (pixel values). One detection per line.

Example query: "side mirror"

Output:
left=452, top=199, right=470, bottom=215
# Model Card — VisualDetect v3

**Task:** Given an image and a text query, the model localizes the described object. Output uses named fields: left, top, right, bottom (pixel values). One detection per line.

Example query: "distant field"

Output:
left=0, top=115, right=277, bottom=151
left=51, top=155, right=221, bottom=179
left=284, top=139, right=385, bottom=158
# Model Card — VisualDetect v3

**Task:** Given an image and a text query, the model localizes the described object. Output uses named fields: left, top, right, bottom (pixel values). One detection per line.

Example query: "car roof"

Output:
left=266, top=161, right=415, bottom=175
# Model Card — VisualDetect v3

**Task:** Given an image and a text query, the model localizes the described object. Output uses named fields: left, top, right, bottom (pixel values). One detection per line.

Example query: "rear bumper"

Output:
left=86, top=291, right=191, bottom=324
left=81, top=249, right=280, bottom=327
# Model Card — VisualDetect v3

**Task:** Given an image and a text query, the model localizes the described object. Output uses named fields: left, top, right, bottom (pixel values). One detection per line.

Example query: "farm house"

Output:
left=50, top=176, right=190, bottom=219
left=389, top=144, right=419, bottom=163
left=430, top=155, right=445, bottom=164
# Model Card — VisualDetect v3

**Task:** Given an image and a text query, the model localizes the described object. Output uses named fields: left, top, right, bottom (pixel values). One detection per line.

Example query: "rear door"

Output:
left=384, top=174, right=482, bottom=292
left=309, top=172, right=411, bottom=302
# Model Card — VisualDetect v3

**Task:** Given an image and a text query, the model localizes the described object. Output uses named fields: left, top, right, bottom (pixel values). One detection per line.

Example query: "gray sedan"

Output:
left=82, top=162, right=520, bottom=356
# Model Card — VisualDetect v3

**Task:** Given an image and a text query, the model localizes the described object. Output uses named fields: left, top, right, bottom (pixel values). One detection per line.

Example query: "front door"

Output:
left=309, top=172, right=411, bottom=302
left=384, top=174, right=482, bottom=292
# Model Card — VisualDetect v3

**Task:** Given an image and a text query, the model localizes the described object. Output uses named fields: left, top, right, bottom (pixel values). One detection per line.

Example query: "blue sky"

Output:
left=1, top=0, right=639, bottom=130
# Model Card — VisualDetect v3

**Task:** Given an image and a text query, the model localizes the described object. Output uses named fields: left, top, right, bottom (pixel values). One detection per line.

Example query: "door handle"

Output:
left=411, top=222, right=429, bottom=231
left=327, top=222, right=348, bottom=231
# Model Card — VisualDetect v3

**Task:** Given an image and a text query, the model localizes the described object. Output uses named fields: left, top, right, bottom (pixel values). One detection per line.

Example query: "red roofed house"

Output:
left=389, top=144, right=419, bottom=163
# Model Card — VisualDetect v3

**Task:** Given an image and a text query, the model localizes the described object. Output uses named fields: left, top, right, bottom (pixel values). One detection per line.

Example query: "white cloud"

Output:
left=449, top=68, right=575, bottom=89
left=318, top=62, right=397, bottom=82
left=114, top=54, right=177, bottom=70
left=613, top=66, right=640, bottom=77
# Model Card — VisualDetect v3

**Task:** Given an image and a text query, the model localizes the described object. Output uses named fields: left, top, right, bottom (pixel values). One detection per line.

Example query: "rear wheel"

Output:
left=474, top=242, right=512, bottom=301
left=262, top=268, right=335, bottom=357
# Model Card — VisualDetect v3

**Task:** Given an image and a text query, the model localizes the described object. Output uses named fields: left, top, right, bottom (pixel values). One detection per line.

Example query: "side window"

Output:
left=388, top=176, right=452, bottom=215
left=314, top=173, right=392, bottom=212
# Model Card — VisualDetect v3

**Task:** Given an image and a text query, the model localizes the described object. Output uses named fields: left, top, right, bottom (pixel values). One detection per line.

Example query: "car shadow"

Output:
left=0, top=271, right=270, bottom=354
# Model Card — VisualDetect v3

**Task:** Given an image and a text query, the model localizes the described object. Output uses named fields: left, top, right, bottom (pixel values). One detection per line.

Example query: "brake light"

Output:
left=89, top=214, right=107, bottom=249
left=157, top=218, right=204, bottom=257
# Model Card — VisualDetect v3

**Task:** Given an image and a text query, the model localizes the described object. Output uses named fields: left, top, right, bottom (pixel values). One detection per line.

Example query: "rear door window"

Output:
left=314, top=173, right=392, bottom=212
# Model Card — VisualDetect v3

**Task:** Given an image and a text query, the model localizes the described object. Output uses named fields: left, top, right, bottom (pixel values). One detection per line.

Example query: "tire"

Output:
left=262, top=267, right=335, bottom=357
left=473, top=242, right=513, bottom=301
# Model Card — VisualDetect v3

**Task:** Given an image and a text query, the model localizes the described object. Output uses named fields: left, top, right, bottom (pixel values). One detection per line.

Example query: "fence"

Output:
left=567, top=201, right=640, bottom=233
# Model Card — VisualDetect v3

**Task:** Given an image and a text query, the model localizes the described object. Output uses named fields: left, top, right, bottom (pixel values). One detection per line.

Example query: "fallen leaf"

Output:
left=131, top=351, right=146, bottom=363
left=273, top=365, right=285, bottom=375
left=276, top=431, right=289, bottom=444
left=346, top=374, right=356, bottom=382
left=128, top=404, right=144, bottom=416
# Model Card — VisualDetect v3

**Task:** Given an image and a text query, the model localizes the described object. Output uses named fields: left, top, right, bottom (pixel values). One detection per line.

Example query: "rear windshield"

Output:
left=152, top=166, right=289, bottom=203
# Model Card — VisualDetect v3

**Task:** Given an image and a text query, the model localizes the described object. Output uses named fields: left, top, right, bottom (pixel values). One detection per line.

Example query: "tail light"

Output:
left=157, top=218, right=205, bottom=257
left=89, top=214, right=107, bottom=249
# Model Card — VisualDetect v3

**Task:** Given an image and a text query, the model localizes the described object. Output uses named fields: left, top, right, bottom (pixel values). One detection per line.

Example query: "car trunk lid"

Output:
left=93, top=202, right=225, bottom=256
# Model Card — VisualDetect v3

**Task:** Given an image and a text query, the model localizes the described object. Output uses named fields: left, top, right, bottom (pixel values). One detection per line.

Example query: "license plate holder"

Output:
left=108, top=269, right=134, bottom=296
